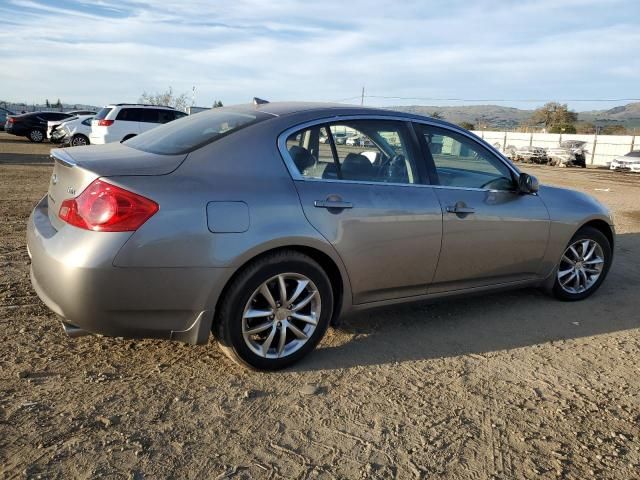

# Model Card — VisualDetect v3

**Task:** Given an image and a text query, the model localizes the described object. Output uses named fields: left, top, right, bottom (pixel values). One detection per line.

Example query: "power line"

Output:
left=361, top=95, right=640, bottom=103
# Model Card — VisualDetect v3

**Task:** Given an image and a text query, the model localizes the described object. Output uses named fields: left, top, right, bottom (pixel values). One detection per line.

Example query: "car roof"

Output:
left=233, top=101, right=458, bottom=127
left=104, top=104, right=176, bottom=109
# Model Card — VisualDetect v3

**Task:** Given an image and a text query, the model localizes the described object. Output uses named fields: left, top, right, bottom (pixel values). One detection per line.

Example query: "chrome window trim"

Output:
left=277, top=114, right=522, bottom=191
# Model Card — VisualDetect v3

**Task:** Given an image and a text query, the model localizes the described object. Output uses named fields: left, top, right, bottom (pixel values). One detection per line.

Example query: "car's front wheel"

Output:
left=215, top=251, right=333, bottom=370
left=552, top=226, right=612, bottom=301
left=28, top=129, right=44, bottom=142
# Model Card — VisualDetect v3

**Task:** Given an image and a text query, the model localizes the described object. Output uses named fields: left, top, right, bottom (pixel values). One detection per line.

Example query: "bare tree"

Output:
left=139, top=86, right=189, bottom=111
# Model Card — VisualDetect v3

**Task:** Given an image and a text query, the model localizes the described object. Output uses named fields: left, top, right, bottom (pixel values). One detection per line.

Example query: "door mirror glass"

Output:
left=518, top=173, right=539, bottom=194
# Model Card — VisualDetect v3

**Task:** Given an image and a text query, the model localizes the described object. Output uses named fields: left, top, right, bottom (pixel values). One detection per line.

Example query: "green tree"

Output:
left=459, top=121, right=475, bottom=130
left=212, top=100, right=223, bottom=108
left=139, top=86, right=189, bottom=111
left=55, top=98, right=62, bottom=109
left=601, top=124, right=628, bottom=135
left=430, top=111, right=443, bottom=119
left=530, top=102, right=577, bottom=130
left=548, top=123, right=577, bottom=134
left=45, top=99, right=50, bottom=108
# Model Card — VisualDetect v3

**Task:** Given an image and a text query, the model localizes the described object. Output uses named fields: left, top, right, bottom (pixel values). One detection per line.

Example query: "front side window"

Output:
left=285, top=120, right=419, bottom=185
left=416, top=124, right=515, bottom=190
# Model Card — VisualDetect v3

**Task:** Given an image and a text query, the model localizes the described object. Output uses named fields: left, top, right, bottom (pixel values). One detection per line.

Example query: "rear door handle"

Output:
left=314, top=200, right=353, bottom=209
left=446, top=205, right=475, bottom=214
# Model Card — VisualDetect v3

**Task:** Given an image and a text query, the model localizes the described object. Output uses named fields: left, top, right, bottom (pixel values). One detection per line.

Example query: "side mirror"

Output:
left=518, top=173, right=539, bottom=194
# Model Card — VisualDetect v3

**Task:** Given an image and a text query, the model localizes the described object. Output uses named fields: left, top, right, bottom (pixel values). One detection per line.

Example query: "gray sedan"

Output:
left=27, top=102, right=614, bottom=370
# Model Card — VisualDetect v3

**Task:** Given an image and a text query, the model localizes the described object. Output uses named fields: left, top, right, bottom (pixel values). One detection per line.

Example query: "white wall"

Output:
left=472, top=131, right=638, bottom=166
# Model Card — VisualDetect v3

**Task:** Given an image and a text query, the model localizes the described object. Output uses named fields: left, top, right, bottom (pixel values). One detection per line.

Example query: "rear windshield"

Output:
left=125, top=109, right=270, bottom=155
left=94, top=107, right=113, bottom=120
left=625, top=151, right=640, bottom=157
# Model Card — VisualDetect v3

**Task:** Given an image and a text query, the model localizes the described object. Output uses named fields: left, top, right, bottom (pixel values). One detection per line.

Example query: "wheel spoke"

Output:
left=561, top=255, right=575, bottom=265
left=277, top=324, right=287, bottom=356
left=561, top=270, right=577, bottom=287
left=245, top=321, right=273, bottom=335
left=583, top=242, right=597, bottom=260
left=580, top=240, right=591, bottom=258
left=292, top=291, right=317, bottom=312
left=260, top=324, right=277, bottom=356
left=584, top=257, right=604, bottom=265
left=291, top=312, right=317, bottom=325
left=277, top=275, right=288, bottom=306
left=244, top=308, right=273, bottom=319
left=260, top=284, right=277, bottom=309
left=568, top=246, right=580, bottom=261
left=578, top=269, right=588, bottom=291
left=287, top=279, right=309, bottom=305
left=558, top=268, right=574, bottom=278
left=287, top=322, right=308, bottom=340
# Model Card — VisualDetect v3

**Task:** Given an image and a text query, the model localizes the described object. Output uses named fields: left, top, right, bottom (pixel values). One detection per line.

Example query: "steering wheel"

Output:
left=378, top=154, right=406, bottom=181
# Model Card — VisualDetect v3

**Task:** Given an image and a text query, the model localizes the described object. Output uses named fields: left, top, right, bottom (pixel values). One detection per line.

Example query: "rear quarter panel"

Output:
left=111, top=118, right=354, bottom=312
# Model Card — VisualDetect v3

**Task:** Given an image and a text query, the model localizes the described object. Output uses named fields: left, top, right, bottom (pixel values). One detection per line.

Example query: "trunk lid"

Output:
left=47, top=144, right=187, bottom=229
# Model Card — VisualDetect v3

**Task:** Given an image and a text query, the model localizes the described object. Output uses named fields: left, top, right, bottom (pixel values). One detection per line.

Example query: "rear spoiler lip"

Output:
left=50, top=148, right=76, bottom=168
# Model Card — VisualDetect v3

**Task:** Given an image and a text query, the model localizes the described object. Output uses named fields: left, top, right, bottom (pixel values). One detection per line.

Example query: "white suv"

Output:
left=90, top=104, right=187, bottom=144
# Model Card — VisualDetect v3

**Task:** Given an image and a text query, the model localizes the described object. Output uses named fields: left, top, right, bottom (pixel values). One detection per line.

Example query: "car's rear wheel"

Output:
left=71, top=134, right=89, bottom=146
left=215, top=251, right=333, bottom=370
left=552, top=227, right=612, bottom=301
left=28, top=129, right=44, bottom=142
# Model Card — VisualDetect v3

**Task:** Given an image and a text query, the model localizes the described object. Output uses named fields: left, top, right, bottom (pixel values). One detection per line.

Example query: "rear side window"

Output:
left=141, top=109, right=160, bottom=123
left=156, top=110, right=177, bottom=123
left=94, top=107, right=113, bottom=120
left=81, top=117, right=93, bottom=126
left=116, top=108, right=146, bottom=122
left=125, top=109, right=269, bottom=155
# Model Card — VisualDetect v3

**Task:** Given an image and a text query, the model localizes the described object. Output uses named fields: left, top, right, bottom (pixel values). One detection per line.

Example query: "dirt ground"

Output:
left=0, top=132, right=638, bottom=479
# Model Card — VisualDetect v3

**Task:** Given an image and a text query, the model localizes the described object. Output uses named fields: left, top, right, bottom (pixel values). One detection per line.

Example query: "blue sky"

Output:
left=0, top=0, right=638, bottom=110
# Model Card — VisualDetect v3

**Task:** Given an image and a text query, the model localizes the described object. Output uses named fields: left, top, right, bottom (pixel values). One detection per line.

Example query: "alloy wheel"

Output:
left=242, top=273, right=321, bottom=359
left=557, top=239, right=605, bottom=294
left=72, top=136, right=88, bottom=146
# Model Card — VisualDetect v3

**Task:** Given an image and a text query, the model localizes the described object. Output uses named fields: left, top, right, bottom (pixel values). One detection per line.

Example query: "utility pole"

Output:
left=361, top=86, right=365, bottom=106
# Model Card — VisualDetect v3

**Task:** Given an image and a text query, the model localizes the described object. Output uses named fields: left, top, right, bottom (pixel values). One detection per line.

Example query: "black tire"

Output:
left=71, top=134, right=89, bottom=146
left=214, top=250, right=333, bottom=370
left=28, top=129, right=45, bottom=143
left=552, top=226, right=612, bottom=301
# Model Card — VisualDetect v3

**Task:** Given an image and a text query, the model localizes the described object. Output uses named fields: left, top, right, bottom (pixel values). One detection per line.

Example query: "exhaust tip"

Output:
left=61, top=321, right=90, bottom=338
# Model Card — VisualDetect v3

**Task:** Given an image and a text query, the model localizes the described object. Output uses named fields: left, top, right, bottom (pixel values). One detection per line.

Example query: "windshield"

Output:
left=125, top=108, right=271, bottom=155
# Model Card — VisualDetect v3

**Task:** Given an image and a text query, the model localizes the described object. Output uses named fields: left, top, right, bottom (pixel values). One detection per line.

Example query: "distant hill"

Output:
left=0, top=101, right=100, bottom=114
left=389, top=102, right=640, bottom=130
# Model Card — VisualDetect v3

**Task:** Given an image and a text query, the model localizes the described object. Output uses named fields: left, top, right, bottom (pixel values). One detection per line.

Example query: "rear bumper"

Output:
left=27, top=196, right=228, bottom=344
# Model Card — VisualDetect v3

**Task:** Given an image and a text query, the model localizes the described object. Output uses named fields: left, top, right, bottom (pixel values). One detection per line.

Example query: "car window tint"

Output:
left=125, top=108, right=268, bottom=155
left=95, top=107, right=113, bottom=120
left=417, top=125, right=515, bottom=190
left=141, top=109, right=161, bottom=123
left=286, top=126, right=334, bottom=179
left=117, top=108, right=146, bottom=122
left=81, top=117, right=93, bottom=126
left=157, top=110, right=176, bottom=123
left=174, top=111, right=187, bottom=120
left=329, top=121, right=418, bottom=184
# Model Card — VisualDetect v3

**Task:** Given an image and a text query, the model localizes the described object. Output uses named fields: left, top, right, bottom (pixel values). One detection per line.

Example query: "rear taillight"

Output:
left=58, top=179, right=158, bottom=232
left=98, top=119, right=114, bottom=126
left=8, top=117, right=16, bottom=123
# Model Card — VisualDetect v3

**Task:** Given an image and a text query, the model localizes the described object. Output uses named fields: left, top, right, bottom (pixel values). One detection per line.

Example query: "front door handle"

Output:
left=314, top=199, right=353, bottom=209
left=446, top=204, right=475, bottom=214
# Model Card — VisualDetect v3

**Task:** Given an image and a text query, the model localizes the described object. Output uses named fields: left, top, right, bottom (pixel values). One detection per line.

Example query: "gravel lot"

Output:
left=1, top=132, right=639, bottom=479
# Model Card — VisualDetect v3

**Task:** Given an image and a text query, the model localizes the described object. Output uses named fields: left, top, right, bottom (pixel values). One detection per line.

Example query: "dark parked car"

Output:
left=27, top=102, right=614, bottom=370
left=5, top=111, right=74, bottom=142
left=0, top=107, right=15, bottom=131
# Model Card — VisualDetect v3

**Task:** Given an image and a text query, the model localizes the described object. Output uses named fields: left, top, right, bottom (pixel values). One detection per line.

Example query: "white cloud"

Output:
left=0, top=0, right=638, bottom=109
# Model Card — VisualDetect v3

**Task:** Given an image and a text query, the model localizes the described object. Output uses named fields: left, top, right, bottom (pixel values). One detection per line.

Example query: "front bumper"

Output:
left=610, top=162, right=640, bottom=172
left=27, top=196, right=227, bottom=344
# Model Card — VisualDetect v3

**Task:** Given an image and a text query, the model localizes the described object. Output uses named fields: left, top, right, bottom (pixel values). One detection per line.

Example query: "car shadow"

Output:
left=295, top=232, right=640, bottom=371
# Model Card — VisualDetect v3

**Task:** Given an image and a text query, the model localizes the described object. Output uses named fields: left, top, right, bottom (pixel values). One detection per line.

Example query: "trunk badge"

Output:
left=51, top=173, right=58, bottom=185
left=67, top=187, right=76, bottom=195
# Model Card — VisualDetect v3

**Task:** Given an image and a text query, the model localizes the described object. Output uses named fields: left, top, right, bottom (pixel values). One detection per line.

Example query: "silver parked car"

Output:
left=27, top=102, right=615, bottom=370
